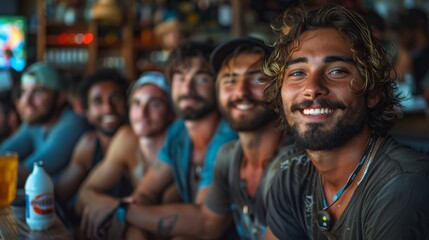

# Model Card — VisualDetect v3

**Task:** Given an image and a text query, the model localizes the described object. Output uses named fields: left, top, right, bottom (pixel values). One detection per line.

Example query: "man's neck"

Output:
left=184, top=111, right=221, bottom=151
left=239, top=121, right=283, bottom=198
left=309, top=127, right=372, bottom=191
left=95, top=131, right=113, bottom=153
left=239, top=121, right=283, bottom=169
left=139, top=131, right=167, bottom=165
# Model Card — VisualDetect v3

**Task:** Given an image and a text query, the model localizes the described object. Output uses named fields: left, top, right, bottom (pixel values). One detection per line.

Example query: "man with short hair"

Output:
left=0, top=62, right=89, bottom=187
left=262, top=5, right=429, bottom=239
left=55, top=68, right=128, bottom=212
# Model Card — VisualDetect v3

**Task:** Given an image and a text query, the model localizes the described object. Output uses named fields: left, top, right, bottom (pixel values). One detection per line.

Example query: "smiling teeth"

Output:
left=236, top=103, right=253, bottom=110
left=303, top=108, right=333, bottom=115
left=102, top=115, right=117, bottom=122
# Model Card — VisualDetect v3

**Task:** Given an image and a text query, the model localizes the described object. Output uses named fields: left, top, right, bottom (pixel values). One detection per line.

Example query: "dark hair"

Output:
left=215, top=44, right=271, bottom=92
left=219, top=44, right=270, bottom=77
left=163, top=41, right=215, bottom=84
left=79, top=68, right=129, bottom=110
left=263, top=4, right=402, bottom=137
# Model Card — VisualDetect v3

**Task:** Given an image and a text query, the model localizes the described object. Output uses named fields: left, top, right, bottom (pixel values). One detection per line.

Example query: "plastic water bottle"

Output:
left=25, top=161, right=55, bottom=230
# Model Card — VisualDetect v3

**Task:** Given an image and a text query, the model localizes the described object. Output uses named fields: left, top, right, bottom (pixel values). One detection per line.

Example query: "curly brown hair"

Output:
left=263, top=4, right=402, bottom=137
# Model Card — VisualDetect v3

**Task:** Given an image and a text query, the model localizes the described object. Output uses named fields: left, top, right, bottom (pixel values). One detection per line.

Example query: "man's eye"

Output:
left=149, top=100, right=162, bottom=108
left=111, top=95, right=124, bottom=104
left=252, top=77, right=268, bottom=85
left=92, top=98, right=102, bottom=105
left=32, top=89, right=45, bottom=96
left=329, top=69, right=347, bottom=75
left=195, top=76, right=211, bottom=84
left=290, top=71, right=304, bottom=77
left=222, top=78, right=235, bottom=85
left=131, top=99, right=140, bottom=106
left=19, top=90, right=26, bottom=97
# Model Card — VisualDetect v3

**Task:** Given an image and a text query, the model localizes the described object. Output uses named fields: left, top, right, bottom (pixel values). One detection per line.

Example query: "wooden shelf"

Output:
left=37, top=0, right=136, bottom=80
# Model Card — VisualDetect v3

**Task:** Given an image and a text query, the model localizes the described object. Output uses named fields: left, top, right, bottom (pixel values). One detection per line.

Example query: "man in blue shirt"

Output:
left=0, top=62, right=88, bottom=187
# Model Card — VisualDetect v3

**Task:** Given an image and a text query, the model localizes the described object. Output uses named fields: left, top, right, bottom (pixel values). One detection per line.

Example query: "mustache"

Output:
left=227, top=97, right=265, bottom=107
left=290, top=99, right=347, bottom=112
left=178, top=95, right=205, bottom=102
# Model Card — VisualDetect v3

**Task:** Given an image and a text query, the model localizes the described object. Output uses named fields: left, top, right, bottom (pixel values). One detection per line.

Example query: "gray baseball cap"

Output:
left=210, top=37, right=273, bottom=73
left=21, top=62, right=64, bottom=90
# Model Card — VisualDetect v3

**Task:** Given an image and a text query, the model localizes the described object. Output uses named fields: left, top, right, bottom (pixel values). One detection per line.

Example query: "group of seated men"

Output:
left=1, top=4, right=429, bottom=240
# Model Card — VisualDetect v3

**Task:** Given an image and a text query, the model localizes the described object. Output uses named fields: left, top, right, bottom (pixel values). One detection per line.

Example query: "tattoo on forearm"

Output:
left=157, top=214, right=178, bottom=236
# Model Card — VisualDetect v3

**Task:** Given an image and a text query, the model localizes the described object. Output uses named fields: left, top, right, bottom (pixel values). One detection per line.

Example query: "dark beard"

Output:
left=177, top=106, right=215, bottom=120
left=26, top=99, right=58, bottom=125
left=220, top=101, right=276, bottom=131
left=174, top=96, right=216, bottom=120
left=287, top=101, right=367, bottom=151
left=95, top=123, right=123, bottom=137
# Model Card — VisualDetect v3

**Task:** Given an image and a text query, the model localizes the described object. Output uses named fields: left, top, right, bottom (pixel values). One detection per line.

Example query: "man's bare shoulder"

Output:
left=114, top=125, right=138, bottom=142
left=71, top=130, right=98, bottom=167
left=79, top=130, right=98, bottom=146
left=105, top=125, right=139, bottom=163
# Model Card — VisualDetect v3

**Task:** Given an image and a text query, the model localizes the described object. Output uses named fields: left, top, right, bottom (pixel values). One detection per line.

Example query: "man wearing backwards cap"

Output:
left=55, top=68, right=128, bottom=223
left=109, top=37, right=297, bottom=240
left=0, top=62, right=89, bottom=187
left=77, top=71, right=178, bottom=239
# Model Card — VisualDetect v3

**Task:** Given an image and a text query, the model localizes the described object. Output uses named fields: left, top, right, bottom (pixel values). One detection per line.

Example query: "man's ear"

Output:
left=56, top=91, right=67, bottom=107
left=367, top=92, right=380, bottom=108
left=7, top=110, right=19, bottom=132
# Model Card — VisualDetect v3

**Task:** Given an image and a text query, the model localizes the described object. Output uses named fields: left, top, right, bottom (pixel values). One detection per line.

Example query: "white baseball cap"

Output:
left=128, top=71, right=170, bottom=102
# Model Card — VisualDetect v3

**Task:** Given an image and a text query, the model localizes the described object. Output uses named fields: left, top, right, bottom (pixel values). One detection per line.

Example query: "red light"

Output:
left=83, top=33, right=93, bottom=44
left=58, top=33, right=68, bottom=45
left=68, top=33, right=75, bottom=44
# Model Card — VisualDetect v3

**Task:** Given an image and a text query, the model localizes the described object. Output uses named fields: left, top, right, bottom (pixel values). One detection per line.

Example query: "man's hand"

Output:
left=80, top=200, right=119, bottom=240
left=105, top=211, right=128, bottom=240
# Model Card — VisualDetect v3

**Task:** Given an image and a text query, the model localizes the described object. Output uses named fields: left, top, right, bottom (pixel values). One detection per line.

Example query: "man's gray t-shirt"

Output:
left=206, top=139, right=300, bottom=240
left=266, top=136, right=429, bottom=239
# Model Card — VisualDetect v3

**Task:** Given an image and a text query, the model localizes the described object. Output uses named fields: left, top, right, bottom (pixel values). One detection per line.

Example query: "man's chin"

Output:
left=99, top=127, right=119, bottom=137
left=24, top=117, right=42, bottom=125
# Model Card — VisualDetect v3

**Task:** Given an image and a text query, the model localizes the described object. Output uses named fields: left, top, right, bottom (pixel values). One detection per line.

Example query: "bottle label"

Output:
left=26, top=193, right=54, bottom=217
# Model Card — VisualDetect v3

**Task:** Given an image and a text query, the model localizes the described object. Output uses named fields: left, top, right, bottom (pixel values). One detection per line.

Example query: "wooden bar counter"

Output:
left=0, top=206, right=74, bottom=240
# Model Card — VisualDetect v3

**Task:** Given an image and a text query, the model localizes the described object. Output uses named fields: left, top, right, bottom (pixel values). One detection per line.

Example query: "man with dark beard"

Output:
left=54, top=68, right=128, bottom=225
left=0, top=62, right=89, bottom=187
left=82, top=42, right=238, bottom=239
left=262, top=5, right=429, bottom=240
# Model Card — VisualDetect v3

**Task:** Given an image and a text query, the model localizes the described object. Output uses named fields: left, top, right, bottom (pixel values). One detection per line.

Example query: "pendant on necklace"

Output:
left=243, top=205, right=249, bottom=215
